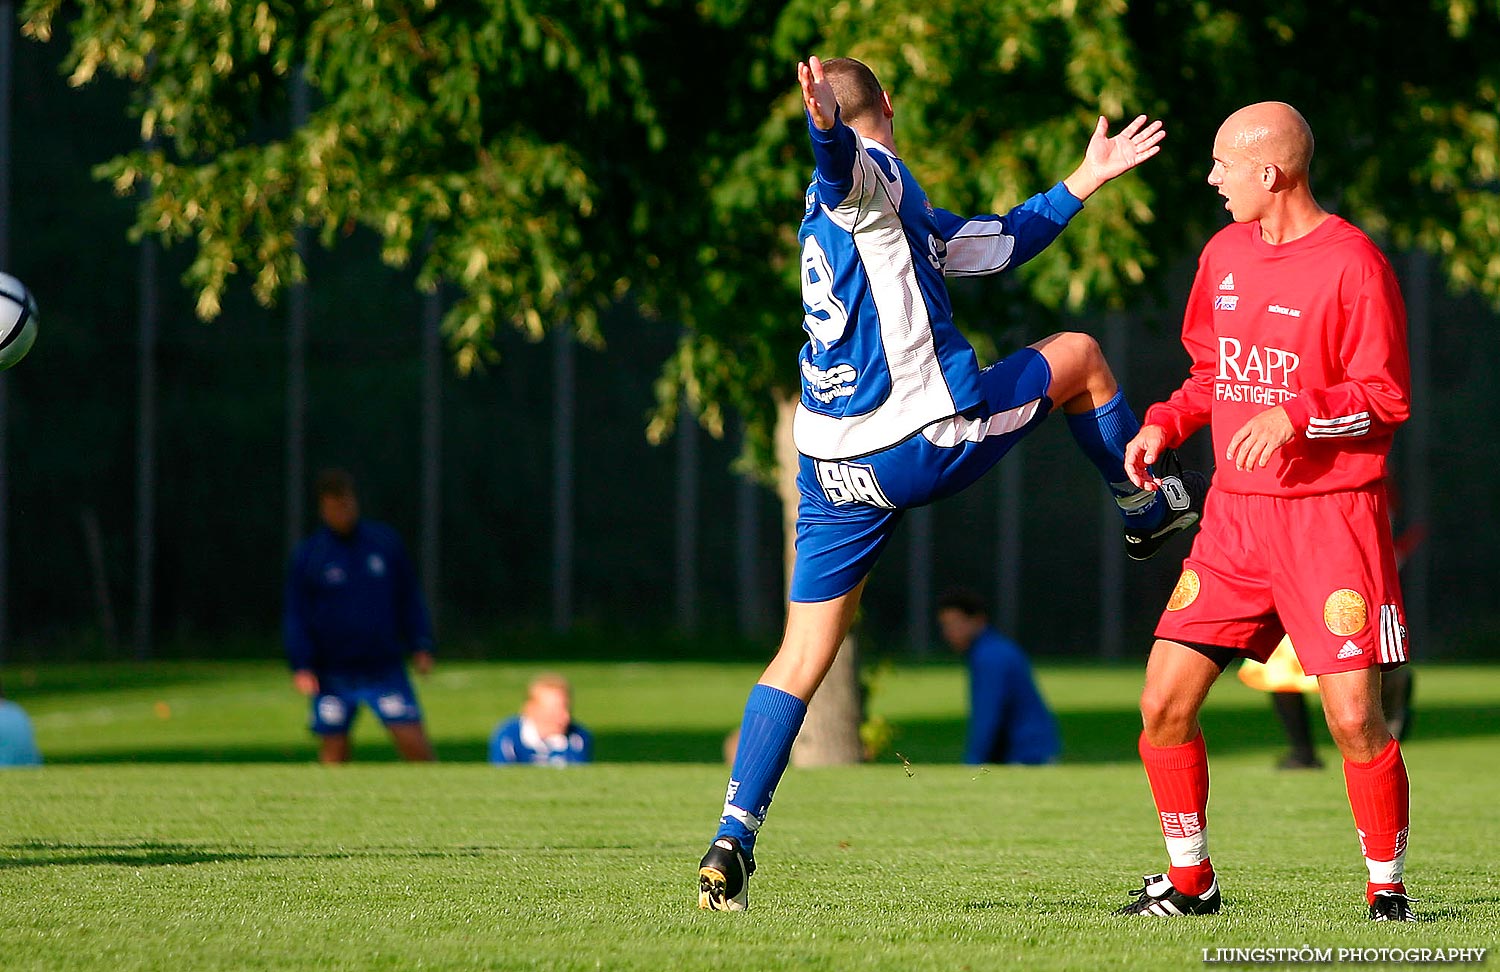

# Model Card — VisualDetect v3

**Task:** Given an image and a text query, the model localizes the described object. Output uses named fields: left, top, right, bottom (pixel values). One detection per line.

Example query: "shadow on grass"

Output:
left=0, top=840, right=612, bottom=869
left=40, top=729, right=735, bottom=766
left=35, top=701, right=1499, bottom=767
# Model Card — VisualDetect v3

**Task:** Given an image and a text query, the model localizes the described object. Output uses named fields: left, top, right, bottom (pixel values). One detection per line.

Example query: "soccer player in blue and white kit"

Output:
left=697, top=55, right=1207, bottom=911
left=284, top=469, right=437, bottom=764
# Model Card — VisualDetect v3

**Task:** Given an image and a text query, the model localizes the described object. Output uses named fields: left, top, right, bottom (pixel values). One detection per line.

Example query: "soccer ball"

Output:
left=0, top=273, right=37, bottom=371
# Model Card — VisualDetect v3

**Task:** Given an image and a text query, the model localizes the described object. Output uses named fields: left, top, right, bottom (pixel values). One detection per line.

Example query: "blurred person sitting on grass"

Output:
left=489, top=674, right=593, bottom=766
left=0, top=679, right=41, bottom=767
left=284, top=468, right=437, bottom=764
left=937, top=589, right=1061, bottom=766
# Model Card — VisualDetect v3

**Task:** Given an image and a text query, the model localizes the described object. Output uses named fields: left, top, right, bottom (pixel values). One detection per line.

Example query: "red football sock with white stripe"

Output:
left=1343, top=737, right=1410, bottom=903
left=1139, top=730, right=1214, bottom=896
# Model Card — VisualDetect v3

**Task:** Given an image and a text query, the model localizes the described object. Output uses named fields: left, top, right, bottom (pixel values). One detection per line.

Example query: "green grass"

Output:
left=0, top=661, right=1496, bottom=971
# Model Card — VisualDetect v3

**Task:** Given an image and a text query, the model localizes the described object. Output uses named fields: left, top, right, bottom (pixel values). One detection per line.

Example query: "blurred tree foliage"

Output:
left=23, top=0, right=1500, bottom=450
left=14, top=1, right=1500, bottom=662
left=665, top=0, right=1500, bottom=467
left=22, top=0, right=751, bottom=373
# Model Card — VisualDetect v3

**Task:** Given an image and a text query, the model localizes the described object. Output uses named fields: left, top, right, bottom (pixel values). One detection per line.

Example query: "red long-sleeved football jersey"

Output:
left=1145, top=215, right=1410, bottom=497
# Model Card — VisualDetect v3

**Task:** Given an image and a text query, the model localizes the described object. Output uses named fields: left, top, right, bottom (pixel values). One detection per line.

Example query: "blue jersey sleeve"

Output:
left=933, top=182, right=1084, bottom=278
left=282, top=545, right=316, bottom=672
left=806, top=109, right=862, bottom=209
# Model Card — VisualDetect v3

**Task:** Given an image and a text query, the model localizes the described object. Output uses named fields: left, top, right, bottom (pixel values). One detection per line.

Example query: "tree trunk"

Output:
left=770, top=393, right=864, bottom=766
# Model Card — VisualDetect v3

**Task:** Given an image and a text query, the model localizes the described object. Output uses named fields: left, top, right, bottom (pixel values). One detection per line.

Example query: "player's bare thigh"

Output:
left=760, top=579, right=868, bottom=702
left=1315, top=667, right=1390, bottom=762
left=1029, top=331, right=1119, bottom=412
left=1139, top=639, right=1222, bottom=747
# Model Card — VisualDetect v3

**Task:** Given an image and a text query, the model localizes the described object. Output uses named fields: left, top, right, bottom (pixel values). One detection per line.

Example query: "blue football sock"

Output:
left=715, top=684, right=807, bottom=856
left=1065, top=390, right=1165, bottom=530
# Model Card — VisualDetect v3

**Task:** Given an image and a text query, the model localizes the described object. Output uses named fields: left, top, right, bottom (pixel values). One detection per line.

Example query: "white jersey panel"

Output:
left=944, top=219, right=1018, bottom=277
left=795, top=202, right=957, bottom=460
left=795, top=139, right=955, bottom=461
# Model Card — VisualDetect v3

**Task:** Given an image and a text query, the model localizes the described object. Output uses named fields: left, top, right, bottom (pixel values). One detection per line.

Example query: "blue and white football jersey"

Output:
left=794, top=112, right=1084, bottom=460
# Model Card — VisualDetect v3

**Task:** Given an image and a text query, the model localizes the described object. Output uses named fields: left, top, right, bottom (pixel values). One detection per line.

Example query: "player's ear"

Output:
left=1266, top=163, right=1296, bottom=192
left=881, top=90, right=894, bottom=119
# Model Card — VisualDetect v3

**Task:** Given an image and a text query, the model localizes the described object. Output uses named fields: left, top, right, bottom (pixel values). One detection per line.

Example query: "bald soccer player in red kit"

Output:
left=1115, top=102, right=1416, bottom=922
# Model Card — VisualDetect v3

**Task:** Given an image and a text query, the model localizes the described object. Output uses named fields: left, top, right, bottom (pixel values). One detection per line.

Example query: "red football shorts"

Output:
left=1155, top=486, right=1409, bottom=675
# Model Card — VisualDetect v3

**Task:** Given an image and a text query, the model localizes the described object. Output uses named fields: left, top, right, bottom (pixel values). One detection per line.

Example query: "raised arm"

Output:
left=799, top=55, right=864, bottom=208
left=933, top=184, right=1082, bottom=277
left=935, top=113, right=1165, bottom=277
left=1062, top=114, right=1166, bottom=202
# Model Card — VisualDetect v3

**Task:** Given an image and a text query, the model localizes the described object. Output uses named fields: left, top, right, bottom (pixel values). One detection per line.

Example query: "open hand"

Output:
left=798, top=55, right=838, bottom=130
left=1065, top=114, right=1166, bottom=200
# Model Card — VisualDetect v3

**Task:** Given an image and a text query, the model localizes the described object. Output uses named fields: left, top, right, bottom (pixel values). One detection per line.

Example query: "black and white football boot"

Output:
left=1115, top=872, right=1222, bottom=916
left=1369, top=890, right=1418, bottom=922
left=698, top=836, right=754, bottom=912
left=1124, top=449, right=1209, bottom=562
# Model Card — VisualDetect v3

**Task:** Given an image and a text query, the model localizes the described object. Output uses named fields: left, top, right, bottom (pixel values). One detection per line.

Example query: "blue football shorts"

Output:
left=310, top=665, right=424, bottom=735
left=790, top=347, right=1053, bottom=603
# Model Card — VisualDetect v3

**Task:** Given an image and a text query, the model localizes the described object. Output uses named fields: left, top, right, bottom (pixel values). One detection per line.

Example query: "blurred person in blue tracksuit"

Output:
left=937, top=589, right=1060, bottom=765
left=284, top=469, right=436, bottom=763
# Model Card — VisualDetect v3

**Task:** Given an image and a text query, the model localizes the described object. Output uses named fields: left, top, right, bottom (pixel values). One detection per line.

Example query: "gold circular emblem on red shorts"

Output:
left=1167, top=569, right=1200, bottom=611
left=1323, top=588, right=1368, bottom=636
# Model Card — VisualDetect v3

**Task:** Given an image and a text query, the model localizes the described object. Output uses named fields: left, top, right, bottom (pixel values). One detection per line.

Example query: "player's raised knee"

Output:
left=1033, top=330, right=1102, bottom=367
left=1032, top=331, right=1111, bottom=401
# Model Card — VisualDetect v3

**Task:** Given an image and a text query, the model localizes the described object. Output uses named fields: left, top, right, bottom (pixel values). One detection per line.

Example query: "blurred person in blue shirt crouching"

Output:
left=937, top=589, right=1061, bottom=765
left=284, top=469, right=437, bottom=764
left=0, top=680, right=41, bottom=767
left=490, top=674, right=593, bottom=766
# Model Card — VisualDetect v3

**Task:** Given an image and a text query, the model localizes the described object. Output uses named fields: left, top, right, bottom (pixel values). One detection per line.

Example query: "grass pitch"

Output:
left=0, top=660, right=1496, bottom=971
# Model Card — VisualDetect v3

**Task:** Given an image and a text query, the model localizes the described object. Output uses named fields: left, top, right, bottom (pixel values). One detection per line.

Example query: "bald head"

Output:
left=1208, top=101, right=1326, bottom=232
left=1216, top=102, right=1315, bottom=179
